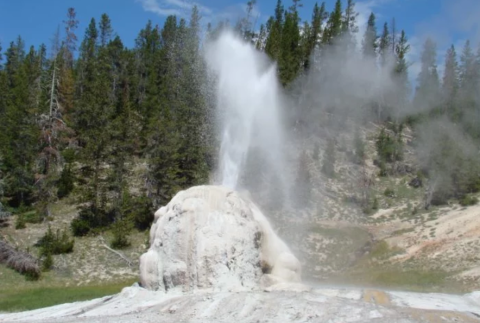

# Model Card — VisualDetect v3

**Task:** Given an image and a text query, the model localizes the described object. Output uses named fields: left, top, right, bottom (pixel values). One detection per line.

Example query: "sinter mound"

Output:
left=140, top=185, right=302, bottom=293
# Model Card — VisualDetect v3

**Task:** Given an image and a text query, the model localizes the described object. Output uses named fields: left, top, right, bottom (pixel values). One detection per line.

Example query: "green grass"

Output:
left=324, top=268, right=464, bottom=293
left=368, top=241, right=404, bottom=260
left=0, top=281, right=136, bottom=313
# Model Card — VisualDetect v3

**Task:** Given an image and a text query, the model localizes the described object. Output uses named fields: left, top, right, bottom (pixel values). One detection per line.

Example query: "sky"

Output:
left=1, top=0, right=480, bottom=80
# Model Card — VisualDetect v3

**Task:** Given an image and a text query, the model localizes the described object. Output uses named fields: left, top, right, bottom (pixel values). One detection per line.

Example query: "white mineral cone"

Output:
left=139, top=185, right=302, bottom=293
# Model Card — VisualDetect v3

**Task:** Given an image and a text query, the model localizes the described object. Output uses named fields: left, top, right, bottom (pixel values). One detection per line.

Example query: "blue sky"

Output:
left=1, top=0, right=479, bottom=78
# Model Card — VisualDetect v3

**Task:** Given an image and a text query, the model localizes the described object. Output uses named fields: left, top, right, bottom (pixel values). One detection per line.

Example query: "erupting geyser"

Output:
left=139, top=32, right=301, bottom=294
left=205, top=31, right=286, bottom=190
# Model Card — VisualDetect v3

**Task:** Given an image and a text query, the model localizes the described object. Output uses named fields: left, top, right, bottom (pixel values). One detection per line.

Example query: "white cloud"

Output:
left=136, top=0, right=212, bottom=17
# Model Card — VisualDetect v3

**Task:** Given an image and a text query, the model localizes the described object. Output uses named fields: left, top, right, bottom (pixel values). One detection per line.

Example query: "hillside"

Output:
left=1, top=121, right=480, bottom=305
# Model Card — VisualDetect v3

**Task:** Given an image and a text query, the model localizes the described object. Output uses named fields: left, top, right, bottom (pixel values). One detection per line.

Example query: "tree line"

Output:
left=0, top=7, right=212, bottom=237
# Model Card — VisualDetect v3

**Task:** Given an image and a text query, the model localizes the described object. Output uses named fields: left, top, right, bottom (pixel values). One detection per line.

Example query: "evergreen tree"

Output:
left=322, top=0, right=342, bottom=44
left=0, top=41, right=6, bottom=117
left=278, top=4, right=301, bottom=85
left=238, top=0, right=257, bottom=42
left=144, top=16, right=183, bottom=207
left=342, top=0, right=358, bottom=32
left=458, top=40, right=477, bottom=111
left=379, top=22, right=391, bottom=67
left=265, top=0, right=284, bottom=61
left=134, top=20, right=162, bottom=146
left=362, top=12, right=377, bottom=58
left=392, top=30, right=410, bottom=119
left=0, top=39, right=38, bottom=207
left=74, top=18, right=113, bottom=225
left=413, top=38, right=440, bottom=112
left=256, top=24, right=266, bottom=50
left=302, top=2, right=327, bottom=70
left=99, top=13, right=113, bottom=47
left=442, top=45, right=459, bottom=116
left=63, top=8, right=79, bottom=69
left=342, top=0, right=359, bottom=51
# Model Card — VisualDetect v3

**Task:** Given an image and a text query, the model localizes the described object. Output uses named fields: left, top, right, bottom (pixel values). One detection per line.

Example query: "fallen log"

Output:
left=0, top=239, right=40, bottom=279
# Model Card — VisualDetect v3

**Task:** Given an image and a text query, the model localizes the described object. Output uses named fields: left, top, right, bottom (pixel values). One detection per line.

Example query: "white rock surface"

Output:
left=2, top=285, right=480, bottom=323
left=139, top=185, right=301, bottom=293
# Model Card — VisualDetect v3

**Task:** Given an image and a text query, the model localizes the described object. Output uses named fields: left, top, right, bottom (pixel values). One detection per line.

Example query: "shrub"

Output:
left=71, top=206, right=113, bottom=237
left=459, top=195, right=479, bottom=207
left=375, top=127, right=404, bottom=172
left=57, top=165, right=75, bottom=199
left=71, top=217, right=90, bottom=237
left=42, top=252, right=53, bottom=272
left=36, top=226, right=74, bottom=255
left=110, top=218, right=133, bottom=249
left=15, top=215, right=26, bottom=230
left=384, top=188, right=395, bottom=198
left=130, top=195, right=154, bottom=231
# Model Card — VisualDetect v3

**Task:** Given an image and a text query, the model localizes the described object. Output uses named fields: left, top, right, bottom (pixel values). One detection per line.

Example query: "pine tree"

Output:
left=392, top=30, right=410, bottom=120
left=302, top=2, right=327, bottom=70
left=343, top=0, right=358, bottom=32
left=63, top=8, right=79, bottom=69
left=59, top=8, right=78, bottom=120
left=459, top=40, right=477, bottom=111
left=362, top=12, right=377, bottom=58
left=442, top=45, right=459, bottom=116
left=177, top=7, right=210, bottom=186
left=33, top=42, right=62, bottom=219
left=0, top=41, right=6, bottom=117
left=99, top=13, right=113, bottom=47
left=239, top=0, right=257, bottom=42
left=256, top=24, right=266, bottom=50
left=265, top=0, right=284, bottom=61
left=134, top=20, right=162, bottom=147
left=379, top=22, right=391, bottom=67
left=413, top=38, right=440, bottom=112
left=75, top=18, right=112, bottom=222
left=322, top=0, right=342, bottom=44
left=0, top=39, right=38, bottom=207
left=143, top=16, right=183, bottom=207
left=342, top=0, right=359, bottom=52
left=278, top=5, right=301, bottom=85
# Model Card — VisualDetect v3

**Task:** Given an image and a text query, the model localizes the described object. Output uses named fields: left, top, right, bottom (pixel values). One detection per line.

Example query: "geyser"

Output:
left=206, top=31, right=285, bottom=190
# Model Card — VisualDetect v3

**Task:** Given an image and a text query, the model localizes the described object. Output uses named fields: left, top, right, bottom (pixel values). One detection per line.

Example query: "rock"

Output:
left=139, top=185, right=302, bottom=293
left=2, top=285, right=480, bottom=323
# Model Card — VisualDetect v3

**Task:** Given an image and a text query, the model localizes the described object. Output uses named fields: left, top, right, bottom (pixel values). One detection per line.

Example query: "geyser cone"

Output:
left=139, top=185, right=302, bottom=293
